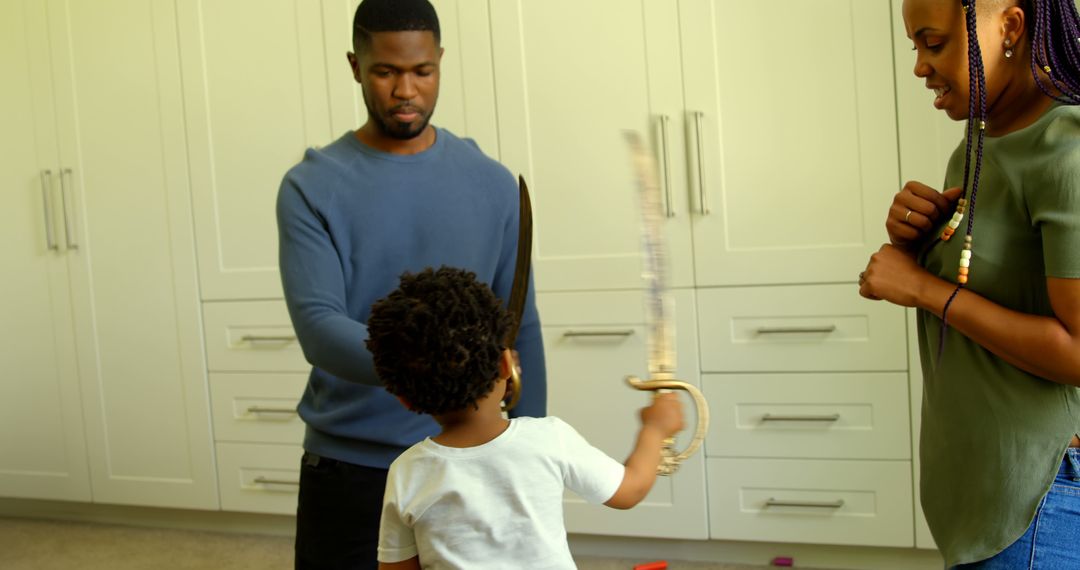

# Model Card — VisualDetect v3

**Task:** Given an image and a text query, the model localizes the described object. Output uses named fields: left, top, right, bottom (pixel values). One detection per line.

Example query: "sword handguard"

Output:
left=502, top=365, right=523, bottom=412
left=625, top=374, right=710, bottom=476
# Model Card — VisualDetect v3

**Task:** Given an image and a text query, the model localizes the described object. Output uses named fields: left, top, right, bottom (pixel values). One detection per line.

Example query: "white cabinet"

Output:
left=180, top=0, right=499, bottom=301
left=490, top=0, right=695, bottom=292
left=0, top=0, right=90, bottom=503
left=538, top=291, right=708, bottom=540
left=0, top=0, right=217, bottom=510
left=683, top=0, right=898, bottom=287
left=493, top=0, right=898, bottom=292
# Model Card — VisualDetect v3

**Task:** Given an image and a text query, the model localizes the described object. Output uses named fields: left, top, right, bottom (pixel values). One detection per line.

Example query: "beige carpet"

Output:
left=0, top=517, right=767, bottom=570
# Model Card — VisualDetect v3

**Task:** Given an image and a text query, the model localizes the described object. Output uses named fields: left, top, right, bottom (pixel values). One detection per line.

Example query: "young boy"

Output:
left=366, top=266, right=684, bottom=570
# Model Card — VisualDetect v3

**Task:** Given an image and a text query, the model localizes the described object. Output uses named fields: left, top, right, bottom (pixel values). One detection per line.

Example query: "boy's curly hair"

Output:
left=366, top=266, right=513, bottom=415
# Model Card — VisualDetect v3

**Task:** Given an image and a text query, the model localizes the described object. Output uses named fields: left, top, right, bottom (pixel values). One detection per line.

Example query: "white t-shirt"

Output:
left=377, top=416, right=625, bottom=569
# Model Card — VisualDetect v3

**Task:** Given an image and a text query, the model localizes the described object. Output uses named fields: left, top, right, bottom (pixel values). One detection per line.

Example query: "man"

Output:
left=276, top=1, right=546, bottom=568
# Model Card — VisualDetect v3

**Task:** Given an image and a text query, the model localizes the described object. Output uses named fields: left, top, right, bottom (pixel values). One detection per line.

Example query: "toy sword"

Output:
left=624, top=131, right=709, bottom=475
left=502, top=175, right=531, bottom=412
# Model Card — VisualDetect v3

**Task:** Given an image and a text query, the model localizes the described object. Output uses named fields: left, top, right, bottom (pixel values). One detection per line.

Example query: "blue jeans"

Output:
left=954, top=448, right=1080, bottom=569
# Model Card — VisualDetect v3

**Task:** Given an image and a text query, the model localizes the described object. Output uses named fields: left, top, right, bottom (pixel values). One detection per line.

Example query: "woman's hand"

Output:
left=887, top=182, right=963, bottom=250
left=859, top=244, right=935, bottom=307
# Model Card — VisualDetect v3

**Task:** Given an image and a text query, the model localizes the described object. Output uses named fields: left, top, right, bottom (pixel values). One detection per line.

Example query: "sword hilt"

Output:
left=502, top=364, right=523, bottom=412
left=625, top=374, right=710, bottom=476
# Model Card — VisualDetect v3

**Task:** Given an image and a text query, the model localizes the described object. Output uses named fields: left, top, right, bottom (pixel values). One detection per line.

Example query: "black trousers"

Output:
left=294, top=452, right=389, bottom=570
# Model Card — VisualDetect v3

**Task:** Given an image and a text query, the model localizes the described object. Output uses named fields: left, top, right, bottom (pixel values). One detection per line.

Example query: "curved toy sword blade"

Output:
left=505, top=175, right=532, bottom=348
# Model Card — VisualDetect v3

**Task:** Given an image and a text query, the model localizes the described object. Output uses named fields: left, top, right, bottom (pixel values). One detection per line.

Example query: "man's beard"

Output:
left=365, top=98, right=436, bottom=140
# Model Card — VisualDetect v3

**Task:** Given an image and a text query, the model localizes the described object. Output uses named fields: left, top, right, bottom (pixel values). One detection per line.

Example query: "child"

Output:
left=366, top=266, right=684, bottom=570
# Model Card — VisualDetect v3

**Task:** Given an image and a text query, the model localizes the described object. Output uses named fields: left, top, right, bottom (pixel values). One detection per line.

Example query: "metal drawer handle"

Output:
left=761, top=413, right=841, bottom=423
left=241, top=335, right=297, bottom=343
left=765, top=498, right=845, bottom=509
left=253, top=476, right=299, bottom=486
left=756, top=325, right=837, bottom=335
left=40, top=170, right=58, bottom=251
left=245, top=406, right=298, bottom=415
left=562, top=330, right=635, bottom=338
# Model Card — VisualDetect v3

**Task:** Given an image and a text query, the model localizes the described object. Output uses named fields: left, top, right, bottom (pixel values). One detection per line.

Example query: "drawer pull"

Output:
left=241, top=335, right=297, bottom=343
left=761, top=413, right=841, bottom=423
left=253, top=476, right=299, bottom=486
left=756, top=325, right=837, bottom=335
left=765, top=498, right=845, bottom=509
left=245, top=406, right=298, bottom=415
left=562, top=330, right=635, bottom=338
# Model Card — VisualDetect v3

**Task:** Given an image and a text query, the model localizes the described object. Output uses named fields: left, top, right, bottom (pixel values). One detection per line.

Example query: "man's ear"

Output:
left=346, top=51, right=362, bottom=84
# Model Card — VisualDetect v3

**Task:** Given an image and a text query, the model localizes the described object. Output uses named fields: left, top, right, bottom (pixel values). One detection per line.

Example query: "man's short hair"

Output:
left=367, top=267, right=511, bottom=416
left=352, top=0, right=441, bottom=54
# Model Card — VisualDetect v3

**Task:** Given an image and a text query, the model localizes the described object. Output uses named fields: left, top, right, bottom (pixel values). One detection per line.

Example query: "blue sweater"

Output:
left=277, top=129, right=547, bottom=469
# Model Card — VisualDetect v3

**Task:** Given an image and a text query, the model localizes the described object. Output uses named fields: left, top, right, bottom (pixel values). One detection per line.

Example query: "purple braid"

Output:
left=939, top=0, right=989, bottom=360
left=1031, top=0, right=1080, bottom=103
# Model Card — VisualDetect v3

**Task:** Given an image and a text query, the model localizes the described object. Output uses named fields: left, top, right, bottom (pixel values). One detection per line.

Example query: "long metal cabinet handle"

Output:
left=692, top=111, right=710, bottom=215
left=765, top=498, right=845, bottom=509
left=40, top=170, right=58, bottom=250
left=252, top=476, right=300, bottom=486
left=245, top=406, right=299, bottom=415
left=240, top=335, right=297, bottom=343
left=562, top=330, right=635, bottom=338
left=761, top=413, right=841, bottom=423
left=756, top=325, right=837, bottom=335
left=656, top=115, right=675, bottom=218
left=59, top=168, right=78, bottom=250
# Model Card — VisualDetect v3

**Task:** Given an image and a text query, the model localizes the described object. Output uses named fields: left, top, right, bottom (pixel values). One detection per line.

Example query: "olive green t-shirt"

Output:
left=917, top=104, right=1080, bottom=566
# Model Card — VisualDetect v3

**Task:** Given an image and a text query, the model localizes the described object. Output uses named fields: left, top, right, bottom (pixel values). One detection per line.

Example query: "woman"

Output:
left=860, top=0, right=1080, bottom=567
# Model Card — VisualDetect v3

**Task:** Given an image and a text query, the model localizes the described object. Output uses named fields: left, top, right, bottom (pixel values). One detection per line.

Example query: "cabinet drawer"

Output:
left=703, top=372, right=910, bottom=460
left=210, top=373, right=307, bottom=445
left=203, top=301, right=308, bottom=372
left=697, top=285, right=906, bottom=372
left=708, top=458, right=914, bottom=547
left=216, top=442, right=303, bottom=515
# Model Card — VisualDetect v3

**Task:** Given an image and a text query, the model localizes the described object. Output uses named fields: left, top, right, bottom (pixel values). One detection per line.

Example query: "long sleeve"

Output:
left=277, top=178, right=380, bottom=386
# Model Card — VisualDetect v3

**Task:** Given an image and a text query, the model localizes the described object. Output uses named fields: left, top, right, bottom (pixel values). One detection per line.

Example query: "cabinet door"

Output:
left=0, top=0, right=90, bottom=502
left=538, top=290, right=707, bottom=539
left=491, top=0, right=694, bottom=292
left=178, top=0, right=335, bottom=300
left=49, top=0, right=217, bottom=509
left=682, top=0, right=899, bottom=286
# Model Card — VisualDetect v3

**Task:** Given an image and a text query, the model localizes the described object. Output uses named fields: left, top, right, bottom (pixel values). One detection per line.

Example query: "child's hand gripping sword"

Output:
left=624, top=132, right=709, bottom=475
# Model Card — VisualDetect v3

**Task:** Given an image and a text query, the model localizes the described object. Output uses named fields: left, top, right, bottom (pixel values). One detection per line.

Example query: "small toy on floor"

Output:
left=770, top=555, right=794, bottom=567
left=633, top=561, right=668, bottom=570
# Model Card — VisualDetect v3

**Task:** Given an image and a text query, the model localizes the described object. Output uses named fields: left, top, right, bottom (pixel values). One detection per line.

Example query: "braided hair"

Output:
left=367, top=266, right=512, bottom=416
left=939, top=0, right=1080, bottom=348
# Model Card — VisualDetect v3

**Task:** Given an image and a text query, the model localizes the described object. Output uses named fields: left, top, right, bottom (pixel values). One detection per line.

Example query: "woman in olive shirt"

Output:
left=860, top=0, right=1080, bottom=567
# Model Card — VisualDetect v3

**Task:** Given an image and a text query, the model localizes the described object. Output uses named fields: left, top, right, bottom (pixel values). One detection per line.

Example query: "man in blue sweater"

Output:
left=276, top=0, right=546, bottom=567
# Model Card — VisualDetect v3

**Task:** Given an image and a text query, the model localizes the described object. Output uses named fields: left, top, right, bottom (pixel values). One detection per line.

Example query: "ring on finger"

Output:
left=858, top=271, right=866, bottom=284
left=904, top=209, right=913, bottom=223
